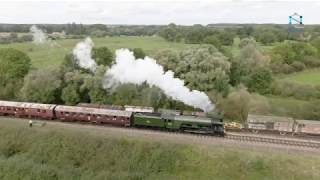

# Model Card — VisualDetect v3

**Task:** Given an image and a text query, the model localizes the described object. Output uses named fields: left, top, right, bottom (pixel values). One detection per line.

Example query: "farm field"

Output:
left=0, top=117, right=319, bottom=180
left=0, top=36, right=198, bottom=69
left=280, top=69, right=320, bottom=86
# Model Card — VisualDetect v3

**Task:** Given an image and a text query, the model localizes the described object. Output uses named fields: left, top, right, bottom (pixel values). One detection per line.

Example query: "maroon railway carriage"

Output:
left=77, top=103, right=124, bottom=110
left=55, top=105, right=133, bottom=126
left=0, top=100, right=56, bottom=120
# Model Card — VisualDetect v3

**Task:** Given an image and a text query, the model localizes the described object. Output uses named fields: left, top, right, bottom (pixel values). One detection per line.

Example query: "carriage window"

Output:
left=42, top=110, right=46, bottom=113
left=97, top=115, right=101, bottom=119
left=37, top=109, right=40, bottom=113
left=66, top=112, right=70, bottom=116
left=113, top=116, right=116, bottom=121
left=61, top=112, right=64, bottom=115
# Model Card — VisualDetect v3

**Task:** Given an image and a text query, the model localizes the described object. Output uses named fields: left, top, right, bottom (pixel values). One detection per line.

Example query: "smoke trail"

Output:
left=72, top=37, right=97, bottom=72
left=30, top=25, right=47, bottom=44
left=104, top=49, right=214, bottom=112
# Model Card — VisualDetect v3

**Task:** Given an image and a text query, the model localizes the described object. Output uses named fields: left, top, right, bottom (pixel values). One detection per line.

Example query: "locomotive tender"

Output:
left=0, top=100, right=225, bottom=136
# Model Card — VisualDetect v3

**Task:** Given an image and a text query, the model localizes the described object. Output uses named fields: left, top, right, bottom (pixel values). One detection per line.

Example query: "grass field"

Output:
left=249, top=94, right=310, bottom=117
left=0, top=36, right=198, bottom=69
left=266, top=96, right=309, bottom=117
left=0, top=117, right=319, bottom=180
left=281, top=69, right=320, bottom=86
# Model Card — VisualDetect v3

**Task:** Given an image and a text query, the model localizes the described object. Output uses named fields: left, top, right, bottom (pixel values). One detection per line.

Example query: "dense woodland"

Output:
left=0, top=23, right=320, bottom=122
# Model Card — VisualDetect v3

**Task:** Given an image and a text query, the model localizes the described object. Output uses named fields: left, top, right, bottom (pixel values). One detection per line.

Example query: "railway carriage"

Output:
left=55, top=105, right=133, bottom=126
left=0, top=100, right=56, bottom=120
left=246, top=114, right=295, bottom=135
left=295, top=120, right=320, bottom=136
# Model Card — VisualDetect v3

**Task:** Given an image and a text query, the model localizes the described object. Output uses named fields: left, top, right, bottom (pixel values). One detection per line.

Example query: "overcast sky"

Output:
left=0, top=0, right=319, bottom=25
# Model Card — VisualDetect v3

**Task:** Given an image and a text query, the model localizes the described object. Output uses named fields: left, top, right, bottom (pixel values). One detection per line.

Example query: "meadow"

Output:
left=0, top=117, right=319, bottom=180
left=281, top=69, right=320, bottom=86
left=0, top=36, right=198, bottom=69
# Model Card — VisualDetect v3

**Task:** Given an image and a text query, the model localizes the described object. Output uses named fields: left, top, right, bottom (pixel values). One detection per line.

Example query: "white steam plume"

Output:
left=104, top=49, right=214, bottom=112
left=72, top=37, right=97, bottom=72
left=30, top=25, right=47, bottom=44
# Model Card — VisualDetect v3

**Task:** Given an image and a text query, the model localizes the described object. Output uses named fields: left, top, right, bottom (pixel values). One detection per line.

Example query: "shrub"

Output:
left=271, top=80, right=320, bottom=100
left=304, top=56, right=320, bottom=67
left=220, top=88, right=250, bottom=123
left=291, top=61, right=306, bottom=72
left=247, top=67, right=273, bottom=94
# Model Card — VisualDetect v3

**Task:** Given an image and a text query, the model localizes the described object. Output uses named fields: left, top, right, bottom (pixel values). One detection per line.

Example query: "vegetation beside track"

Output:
left=0, top=117, right=319, bottom=180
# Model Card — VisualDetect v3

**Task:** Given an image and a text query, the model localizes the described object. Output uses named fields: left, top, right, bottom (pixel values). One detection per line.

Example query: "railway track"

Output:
left=2, top=117, right=320, bottom=150
left=225, top=134, right=320, bottom=149
left=226, top=128, right=320, bottom=141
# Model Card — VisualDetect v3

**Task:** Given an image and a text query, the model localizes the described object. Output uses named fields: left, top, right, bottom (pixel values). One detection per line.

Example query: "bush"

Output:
left=271, top=80, right=320, bottom=100
left=131, top=48, right=146, bottom=59
left=291, top=61, right=306, bottom=72
left=304, top=56, right=320, bottom=67
left=239, top=37, right=257, bottom=48
left=247, top=67, right=273, bottom=94
left=220, top=88, right=250, bottom=123
left=203, top=35, right=222, bottom=50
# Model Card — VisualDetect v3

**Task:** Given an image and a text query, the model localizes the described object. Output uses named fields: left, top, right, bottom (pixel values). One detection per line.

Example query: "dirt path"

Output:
left=1, top=117, right=320, bottom=155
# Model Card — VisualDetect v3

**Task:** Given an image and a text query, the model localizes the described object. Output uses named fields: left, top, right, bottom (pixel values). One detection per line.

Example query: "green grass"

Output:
left=0, top=117, right=319, bottom=180
left=249, top=95, right=312, bottom=118
left=267, top=96, right=309, bottom=116
left=0, top=36, right=198, bottom=69
left=281, top=69, right=320, bottom=86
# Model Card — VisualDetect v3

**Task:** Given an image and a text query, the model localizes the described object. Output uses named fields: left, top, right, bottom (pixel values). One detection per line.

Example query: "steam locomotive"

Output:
left=0, top=100, right=225, bottom=136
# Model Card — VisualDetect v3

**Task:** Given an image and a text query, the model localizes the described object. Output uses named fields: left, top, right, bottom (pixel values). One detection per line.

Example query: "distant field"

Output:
left=0, top=117, right=319, bottom=179
left=0, top=36, right=198, bottom=69
left=281, top=69, right=320, bottom=86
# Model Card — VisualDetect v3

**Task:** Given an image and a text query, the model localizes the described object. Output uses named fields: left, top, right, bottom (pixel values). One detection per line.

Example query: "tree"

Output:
left=92, top=47, right=114, bottom=66
left=203, top=35, right=222, bottom=50
left=61, top=84, right=81, bottom=105
left=113, top=84, right=140, bottom=105
left=271, top=41, right=317, bottom=66
left=0, top=48, right=31, bottom=79
left=239, top=37, right=257, bottom=48
left=83, top=66, right=109, bottom=104
left=217, top=31, right=235, bottom=46
left=184, top=25, right=208, bottom=44
left=60, top=54, right=81, bottom=72
left=61, top=70, right=91, bottom=105
left=253, top=26, right=286, bottom=45
left=247, top=67, right=273, bottom=94
left=156, top=45, right=231, bottom=95
left=159, top=23, right=182, bottom=42
left=140, top=87, right=163, bottom=109
left=311, top=37, right=320, bottom=57
left=155, top=49, right=180, bottom=71
left=230, top=44, right=270, bottom=87
left=131, top=48, right=146, bottom=59
left=0, top=48, right=31, bottom=99
left=220, top=88, right=250, bottom=123
left=20, top=69, right=62, bottom=103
